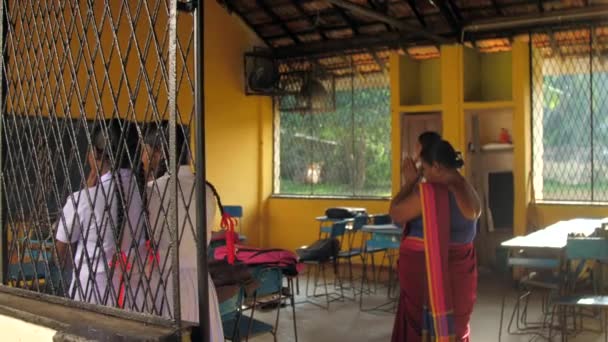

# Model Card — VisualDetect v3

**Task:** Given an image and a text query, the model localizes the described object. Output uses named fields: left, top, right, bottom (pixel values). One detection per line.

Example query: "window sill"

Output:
left=533, top=200, right=608, bottom=207
left=0, top=287, right=185, bottom=342
left=270, top=194, right=390, bottom=201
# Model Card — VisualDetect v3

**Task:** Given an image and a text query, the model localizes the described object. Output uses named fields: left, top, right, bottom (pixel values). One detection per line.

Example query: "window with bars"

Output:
left=273, top=71, right=391, bottom=198
left=532, top=26, right=608, bottom=203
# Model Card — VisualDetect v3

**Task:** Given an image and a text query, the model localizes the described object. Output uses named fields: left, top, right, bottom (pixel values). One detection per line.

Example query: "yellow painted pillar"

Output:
left=512, top=40, right=531, bottom=236
left=390, top=52, right=403, bottom=196
left=441, top=45, right=465, bottom=154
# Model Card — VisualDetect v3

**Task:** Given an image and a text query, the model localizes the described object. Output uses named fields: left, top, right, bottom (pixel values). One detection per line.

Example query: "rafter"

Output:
left=290, top=0, right=329, bottom=40
left=370, top=48, right=387, bottom=72
left=274, top=31, right=423, bottom=59
left=447, top=0, right=463, bottom=22
left=221, top=0, right=274, bottom=47
left=490, top=0, right=503, bottom=15
left=368, top=0, right=392, bottom=31
left=324, top=0, right=449, bottom=44
left=332, top=5, right=361, bottom=35
left=407, top=0, right=427, bottom=27
left=256, top=0, right=301, bottom=44
left=435, top=0, right=461, bottom=35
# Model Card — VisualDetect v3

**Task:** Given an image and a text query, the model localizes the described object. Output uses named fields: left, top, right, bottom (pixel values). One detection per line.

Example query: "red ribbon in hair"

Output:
left=221, top=213, right=236, bottom=264
left=109, top=251, right=131, bottom=308
left=145, top=240, right=160, bottom=265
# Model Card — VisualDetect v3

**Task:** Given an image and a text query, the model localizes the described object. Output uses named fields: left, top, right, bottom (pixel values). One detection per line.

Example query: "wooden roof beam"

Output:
left=221, top=0, right=274, bottom=47
left=274, top=31, right=422, bottom=59
left=491, top=0, right=503, bottom=15
left=435, top=0, right=461, bottom=35
left=256, top=0, right=301, bottom=44
left=407, top=0, right=427, bottom=27
left=289, top=0, right=329, bottom=40
left=324, top=0, right=449, bottom=44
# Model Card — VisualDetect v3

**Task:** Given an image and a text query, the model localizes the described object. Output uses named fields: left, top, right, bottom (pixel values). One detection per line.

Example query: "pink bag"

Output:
left=214, top=244, right=303, bottom=276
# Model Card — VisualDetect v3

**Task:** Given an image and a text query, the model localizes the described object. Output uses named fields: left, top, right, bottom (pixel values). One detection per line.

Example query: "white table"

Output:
left=501, top=218, right=604, bottom=250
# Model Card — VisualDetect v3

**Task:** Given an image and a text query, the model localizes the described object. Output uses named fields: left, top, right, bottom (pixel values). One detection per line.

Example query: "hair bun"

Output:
left=453, top=151, right=464, bottom=169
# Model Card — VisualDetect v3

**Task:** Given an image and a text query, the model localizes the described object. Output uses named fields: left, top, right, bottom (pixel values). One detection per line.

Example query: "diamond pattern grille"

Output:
left=274, top=65, right=391, bottom=198
left=0, top=0, right=200, bottom=325
left=532, top=25, right=608, bottom=202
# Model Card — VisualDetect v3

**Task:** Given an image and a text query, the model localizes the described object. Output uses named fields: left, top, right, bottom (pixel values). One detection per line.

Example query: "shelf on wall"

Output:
left=397, top=54, right=442, bottom=106
left=463, top=49, right=513, bottom=103
left=463, top=101, right=515, bottom=110
left=396, top=104, right=443, bottom=113
left=481, top=143, right=514, bottom=152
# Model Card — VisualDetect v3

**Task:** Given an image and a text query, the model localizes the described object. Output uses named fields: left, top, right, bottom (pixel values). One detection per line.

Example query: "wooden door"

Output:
left=401, top=113, right=442, bottom=186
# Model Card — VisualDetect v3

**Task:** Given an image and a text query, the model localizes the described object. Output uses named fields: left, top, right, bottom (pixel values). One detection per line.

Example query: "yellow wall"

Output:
left=532, top=204, right=608, bottom=228
left=266, top=198, right=389, bottom=251
left=203, top=1, right=272, bottom=246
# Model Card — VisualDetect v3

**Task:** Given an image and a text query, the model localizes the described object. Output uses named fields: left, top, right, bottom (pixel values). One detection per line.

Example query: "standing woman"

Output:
left=55, top=119, right=145, bottom=307
left=142, top=122, right=223, bottom=341
left=390, top=140, right=481, bottom=342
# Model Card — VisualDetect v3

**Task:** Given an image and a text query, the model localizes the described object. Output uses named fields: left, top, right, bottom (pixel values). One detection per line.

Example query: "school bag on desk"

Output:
left=324, top=207, right=367, bottom=219
left=295, top=238, right=340, bottom=263
left=214, top=245, right=303, bottom=276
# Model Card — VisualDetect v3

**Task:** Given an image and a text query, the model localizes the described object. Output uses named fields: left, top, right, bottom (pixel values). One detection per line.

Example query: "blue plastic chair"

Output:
left=221, top=288, right=245, bottom=341
left=224, top=205, right=244, bottom=234
left=498, top=251, right=562, bottom=340
left=337, top=215, right=368, bottom=289
left=549, top=238, right=608, bottom=342
left=8, top=239, right=62, bottom=293
left=304, top=220, right=348, bottom=309
left=360, top=214, right=395, bottom=298
left=359, top=222, right=401, bottom=311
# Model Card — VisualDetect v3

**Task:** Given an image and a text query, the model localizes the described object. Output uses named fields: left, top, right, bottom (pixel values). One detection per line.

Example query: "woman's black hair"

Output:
left=91, top=119, right=139, bottom=169
left=205, top=181, right=224, bottom=216
left=143, top=120, right=189, bottom=172
left=418, top=131, right=441, bottom=151
left=420, top=139, right=464, bottom=169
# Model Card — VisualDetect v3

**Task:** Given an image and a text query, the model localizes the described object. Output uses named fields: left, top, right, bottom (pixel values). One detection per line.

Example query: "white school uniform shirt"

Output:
left=56, top=169, right=145, bottom=307
left=146, top=165, right=223, bottom=341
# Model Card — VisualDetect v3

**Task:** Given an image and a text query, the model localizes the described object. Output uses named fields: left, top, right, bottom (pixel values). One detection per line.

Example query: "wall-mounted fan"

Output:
left=244, top=49, right=281, bottom=96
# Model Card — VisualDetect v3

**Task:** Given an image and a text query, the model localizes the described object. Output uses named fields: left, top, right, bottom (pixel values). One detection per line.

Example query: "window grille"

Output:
left=273, top=64, right=391, bottom=198
left=532, top=25, right=608, bottom=203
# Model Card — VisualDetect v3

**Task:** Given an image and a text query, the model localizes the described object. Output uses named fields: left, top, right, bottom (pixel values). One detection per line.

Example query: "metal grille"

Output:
left=532, top=25, right=608, bottom=203
left=274, top=65, right=391, bottom=198
left=0, top=0, right=206, bottom=330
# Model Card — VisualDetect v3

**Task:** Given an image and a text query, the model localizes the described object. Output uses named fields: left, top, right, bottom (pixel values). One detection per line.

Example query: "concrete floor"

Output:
left=246, top=268, right=607, bottom=342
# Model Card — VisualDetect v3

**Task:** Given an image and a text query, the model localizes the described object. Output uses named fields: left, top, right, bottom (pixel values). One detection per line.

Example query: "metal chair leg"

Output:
left=305, top=264, right=311, bottom=297
left=245, top=293, right=258, bottom=342
left=359, top=253, right=368, bottom=309
left=498, top=294, right=506, bottom=342
left=273, top=291, right=281, bottom=342
left=334, top=259, right=344, bottom=302
left=370, top=253, right=378, bottom=293
left=603, top=309, right=608, bottom=342
left=288, top=278, right=298, bottom=342
left=313, top=264, right=320, bottom=297
left=322, top=263, right=330, bottom=310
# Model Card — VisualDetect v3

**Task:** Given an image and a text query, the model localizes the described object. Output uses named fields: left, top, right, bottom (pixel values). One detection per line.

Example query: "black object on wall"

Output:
left=488, top=171, right=514, bottom=230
